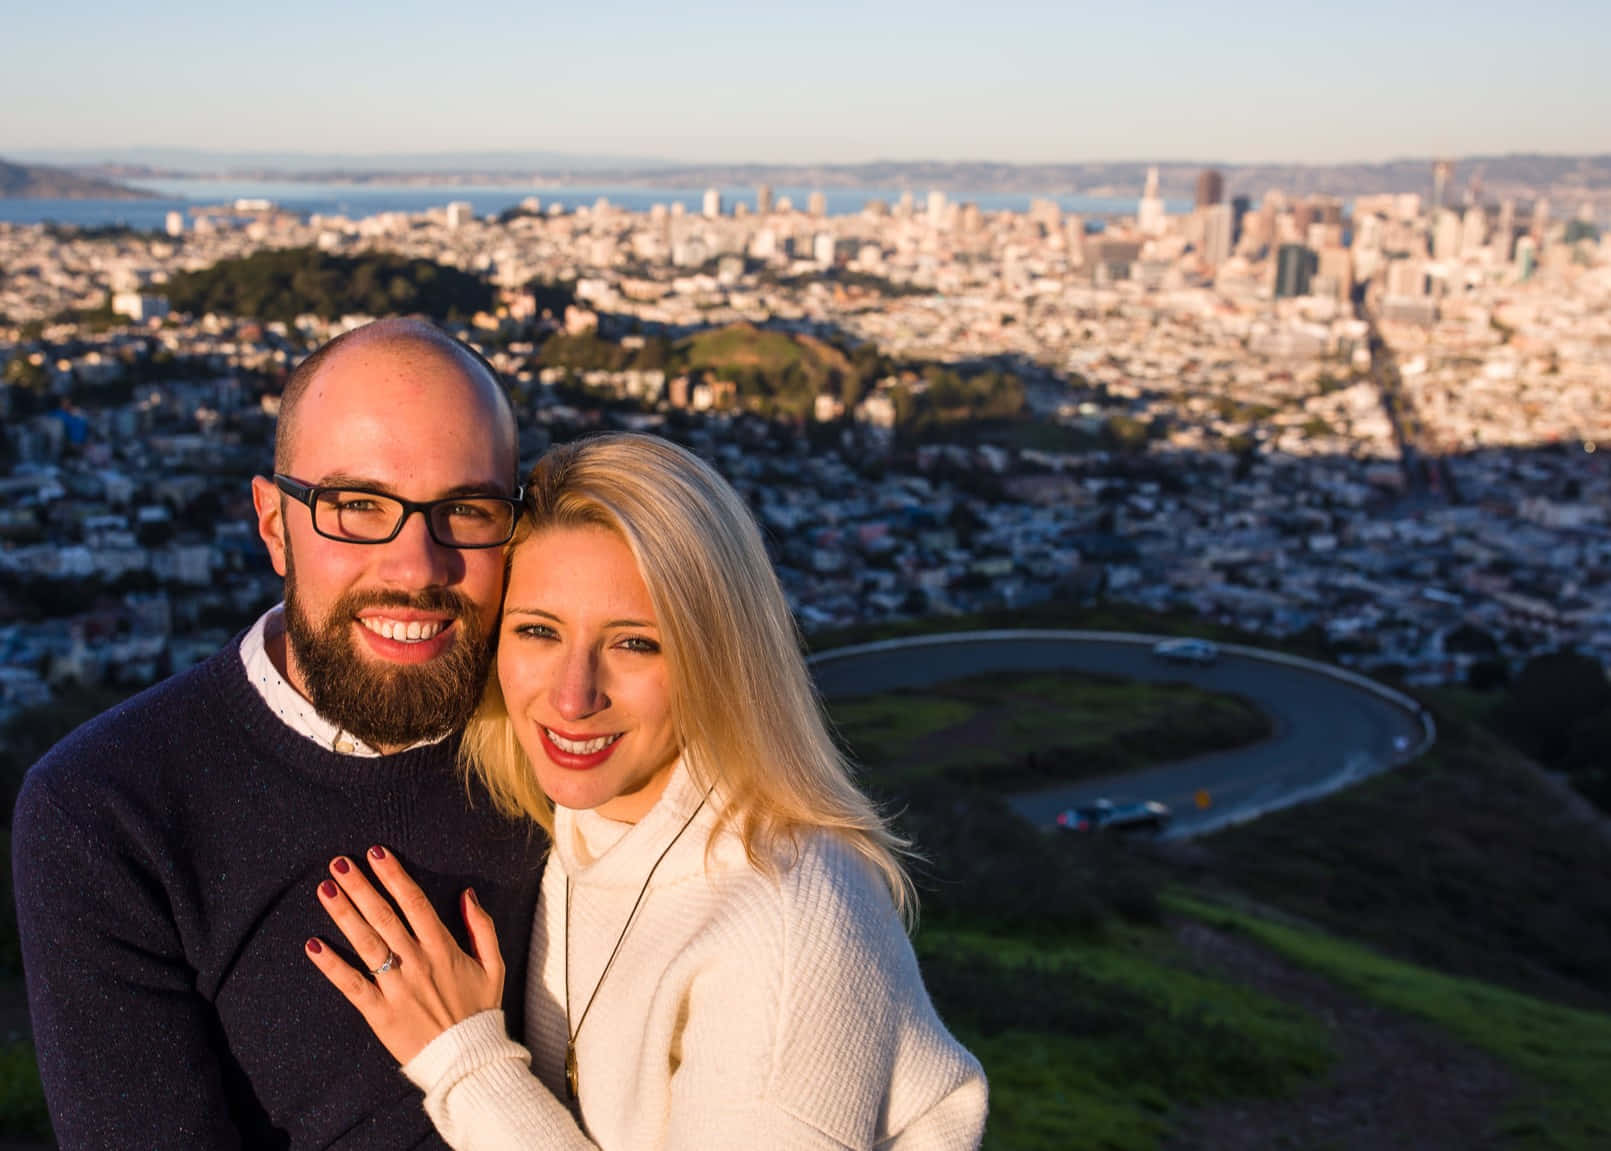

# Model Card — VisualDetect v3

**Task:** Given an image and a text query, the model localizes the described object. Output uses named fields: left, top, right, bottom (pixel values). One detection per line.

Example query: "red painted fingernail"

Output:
left=306, top=938, right=323, bottom=954
left=332, top=857, right=351, bottom=875
left=369, top=845, right=387, bottom=860
left=320, top=880, right=337, bottom=899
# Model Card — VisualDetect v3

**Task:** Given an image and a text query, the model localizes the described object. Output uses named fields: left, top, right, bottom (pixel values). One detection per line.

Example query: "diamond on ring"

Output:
left=369, top=951, right=399, bottom=976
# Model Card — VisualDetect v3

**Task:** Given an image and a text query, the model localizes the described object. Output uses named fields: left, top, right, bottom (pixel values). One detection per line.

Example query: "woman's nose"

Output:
left=551, top=647, right=608, bottom=720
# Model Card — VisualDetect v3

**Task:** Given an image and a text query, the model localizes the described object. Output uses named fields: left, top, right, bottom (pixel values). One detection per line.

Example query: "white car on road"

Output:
left=1152, top=638, right=1220, bottom=666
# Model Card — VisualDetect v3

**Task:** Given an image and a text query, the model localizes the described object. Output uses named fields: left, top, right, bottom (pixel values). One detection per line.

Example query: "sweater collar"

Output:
left=240, top=605, right=448, bottom=757
left=552, top=759, right=743, bottom=887
left=206, top=628, right=466, bottom=793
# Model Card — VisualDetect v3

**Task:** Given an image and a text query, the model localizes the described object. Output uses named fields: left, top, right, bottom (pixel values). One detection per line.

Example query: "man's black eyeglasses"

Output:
left=273, top=475, right=523, bottom=549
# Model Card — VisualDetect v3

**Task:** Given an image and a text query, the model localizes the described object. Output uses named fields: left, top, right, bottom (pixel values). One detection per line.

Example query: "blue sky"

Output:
left=6, top=0, right=1608, bottom=164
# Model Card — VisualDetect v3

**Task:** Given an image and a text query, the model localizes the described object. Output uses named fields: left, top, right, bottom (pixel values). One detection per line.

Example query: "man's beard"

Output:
left=282, top=544, right=495, bottom=751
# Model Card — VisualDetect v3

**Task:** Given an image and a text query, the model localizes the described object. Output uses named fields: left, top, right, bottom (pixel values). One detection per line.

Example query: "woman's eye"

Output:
left=513, top=623, right=558, bottom=640
left=619, top=636, right=661, bottom=654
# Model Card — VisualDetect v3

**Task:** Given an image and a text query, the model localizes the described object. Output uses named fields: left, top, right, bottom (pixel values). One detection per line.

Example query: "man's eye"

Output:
left=333, top=497, right=384, bottom=513
left=446, top=503, right=495, bottom=522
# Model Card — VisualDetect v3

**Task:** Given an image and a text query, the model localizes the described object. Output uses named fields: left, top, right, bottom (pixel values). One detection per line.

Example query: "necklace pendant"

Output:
left=565, top=1041, right=579, bottom=1101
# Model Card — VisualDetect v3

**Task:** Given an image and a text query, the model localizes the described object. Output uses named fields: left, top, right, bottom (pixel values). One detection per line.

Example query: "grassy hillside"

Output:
left=832, top=670, right=1271, bottom=789
left=857, top=670, right=1611, bottom=1149
left=1180, top=694, right=1611, bottom=1015
left=1170, top=896, right=1611, bottom=1151
left=675, top=323, right=852, bottom=379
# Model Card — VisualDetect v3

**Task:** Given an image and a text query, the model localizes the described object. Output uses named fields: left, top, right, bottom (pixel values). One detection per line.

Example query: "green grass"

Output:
left=676, top=323, right=849, bottom=377
left=0, top=1039, right=50, bottom=1140
left=1190, top=703, right=1611, bottom=1015
left=829, top=671, right=1271, bottom=788
left=1167, top=895, right=1611, bottom=1151
left=916, top=923, right=1335, bottom=1151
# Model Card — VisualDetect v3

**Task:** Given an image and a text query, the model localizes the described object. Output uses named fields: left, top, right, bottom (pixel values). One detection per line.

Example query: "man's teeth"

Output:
left=359, top=618, right=447, bottom=643
left=545, top=729, right=622, bottom=755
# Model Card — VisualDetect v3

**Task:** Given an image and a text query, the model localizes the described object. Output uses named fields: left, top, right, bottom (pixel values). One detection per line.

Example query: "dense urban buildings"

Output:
left=1, top=166, right=1607, bottom=722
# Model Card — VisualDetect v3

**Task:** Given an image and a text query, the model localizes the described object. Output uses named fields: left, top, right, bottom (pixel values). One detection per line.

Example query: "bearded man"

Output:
left=12, top=318, right=546, bottom=1149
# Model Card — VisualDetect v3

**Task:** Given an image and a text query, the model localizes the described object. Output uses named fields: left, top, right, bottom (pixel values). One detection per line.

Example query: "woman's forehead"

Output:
left=506, top=526, right=656, bottom=619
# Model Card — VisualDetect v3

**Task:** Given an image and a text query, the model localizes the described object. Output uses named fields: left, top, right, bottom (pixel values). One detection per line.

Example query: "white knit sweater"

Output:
left=402, top=763, right=987, bottom=1149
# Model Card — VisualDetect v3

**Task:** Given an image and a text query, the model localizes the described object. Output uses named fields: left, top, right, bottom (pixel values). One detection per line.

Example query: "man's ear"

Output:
left=251, top=475, right=289, bottom=577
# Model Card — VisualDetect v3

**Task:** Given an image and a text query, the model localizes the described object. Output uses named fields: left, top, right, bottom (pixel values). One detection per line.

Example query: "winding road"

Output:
left=808, top=630, right=1431, bottom=839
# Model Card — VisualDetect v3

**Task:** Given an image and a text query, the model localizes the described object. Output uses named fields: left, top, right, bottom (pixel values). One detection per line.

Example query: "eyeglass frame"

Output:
left=272, top=474, right=525, bottom=550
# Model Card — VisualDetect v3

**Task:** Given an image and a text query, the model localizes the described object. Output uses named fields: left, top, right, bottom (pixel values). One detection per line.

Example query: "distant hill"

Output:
left=677, top=323, right=853, bottom=380
left=600, top=155, right=1611, bottom=202
left=16, top=148, right=1611, bottom=201
left=0, top=157, right=153, bottom=200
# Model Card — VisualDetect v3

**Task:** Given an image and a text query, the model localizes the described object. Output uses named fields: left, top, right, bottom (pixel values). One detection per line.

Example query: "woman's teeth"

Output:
left=546, top=729, right=622, bottom=755
left=359, top=618, right=446, bottom=643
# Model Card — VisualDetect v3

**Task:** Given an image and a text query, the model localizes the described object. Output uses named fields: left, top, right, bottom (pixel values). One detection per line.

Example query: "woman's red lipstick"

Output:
left=537, top=726, right=623, bottom=771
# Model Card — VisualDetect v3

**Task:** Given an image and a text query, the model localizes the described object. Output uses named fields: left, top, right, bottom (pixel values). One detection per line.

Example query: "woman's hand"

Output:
left=305, top=845, right=505, bottom=1065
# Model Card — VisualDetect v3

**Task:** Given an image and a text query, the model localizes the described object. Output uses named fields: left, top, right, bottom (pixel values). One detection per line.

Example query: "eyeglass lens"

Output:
left=310, top=490, right=513, bottom=546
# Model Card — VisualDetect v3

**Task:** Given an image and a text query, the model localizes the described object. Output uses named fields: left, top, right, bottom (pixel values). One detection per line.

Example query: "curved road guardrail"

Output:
left=808, top=629, right=1435, bottom=839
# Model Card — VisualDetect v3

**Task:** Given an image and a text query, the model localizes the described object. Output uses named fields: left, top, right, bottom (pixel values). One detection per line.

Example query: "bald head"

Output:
left=275, top=318, right=517, bottom=479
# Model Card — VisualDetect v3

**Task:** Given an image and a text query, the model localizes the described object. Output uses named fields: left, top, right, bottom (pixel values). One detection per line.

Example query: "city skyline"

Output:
left=7, top=0, right=1609, bottom=165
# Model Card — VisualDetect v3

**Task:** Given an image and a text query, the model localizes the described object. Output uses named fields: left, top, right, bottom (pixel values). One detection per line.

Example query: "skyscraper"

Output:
left=756, top=184, right=773, bottom=215
left=1195, top=169, right=1224, bottom=208
left=1460, top=207, right=1488, bottom=258
left=1433, top=210, right=1462, bottom=261
left=1230, top=195, right=1251, bottom=245
left=1274, top=244, right=1317, bottom=298
left=1138, top=166, right=1166, bottom=235
left=703, top=187, right=723, bottom=219
left=1432, top=160, right=1453, bottom=210
left=807, top=190, right=827, bottom=218
left=1202, top=203, right=1234, bottom=268
left=1495, top=198, right=1516, bottom=262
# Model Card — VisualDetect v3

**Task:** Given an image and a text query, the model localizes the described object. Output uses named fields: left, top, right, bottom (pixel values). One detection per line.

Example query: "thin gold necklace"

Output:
left=564, top=790, right=709, bottom=1103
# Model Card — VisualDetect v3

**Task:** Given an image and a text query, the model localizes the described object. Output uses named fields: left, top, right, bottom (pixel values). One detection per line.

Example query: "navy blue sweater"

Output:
left=11, top=636, right=548, bottom=1149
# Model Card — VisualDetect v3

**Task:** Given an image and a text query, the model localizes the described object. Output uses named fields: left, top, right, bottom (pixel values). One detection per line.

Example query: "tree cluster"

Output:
left=159, top=248, right=494, bottom=324
left=1498, top=649, right=1611, bottom=811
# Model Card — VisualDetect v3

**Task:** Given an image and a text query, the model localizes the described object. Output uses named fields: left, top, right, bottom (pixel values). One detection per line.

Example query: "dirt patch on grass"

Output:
left=1162, top=919, right=1515, bottom=1151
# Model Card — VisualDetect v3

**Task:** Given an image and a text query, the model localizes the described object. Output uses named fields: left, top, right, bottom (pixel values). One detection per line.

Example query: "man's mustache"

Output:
left=336, top=588, right=472, bottom=617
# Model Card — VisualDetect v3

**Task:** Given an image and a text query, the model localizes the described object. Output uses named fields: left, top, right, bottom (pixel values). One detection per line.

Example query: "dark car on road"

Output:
left=1055, top=798, right=1172, bottom=835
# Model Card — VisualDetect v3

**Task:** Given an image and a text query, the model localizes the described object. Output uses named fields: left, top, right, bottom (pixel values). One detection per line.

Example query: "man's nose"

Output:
left=374, top=509, right=461, bottom=588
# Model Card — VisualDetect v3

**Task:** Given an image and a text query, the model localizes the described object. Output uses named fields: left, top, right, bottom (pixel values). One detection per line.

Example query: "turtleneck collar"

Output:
left=551, top=759, right=746, bottom=887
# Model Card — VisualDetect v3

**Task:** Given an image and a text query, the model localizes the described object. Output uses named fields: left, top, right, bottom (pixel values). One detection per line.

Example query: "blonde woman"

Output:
left=307, top=433, right=987, bottom=1149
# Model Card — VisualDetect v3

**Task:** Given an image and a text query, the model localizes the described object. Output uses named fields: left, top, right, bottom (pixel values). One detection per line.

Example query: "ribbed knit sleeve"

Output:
left=404, top=1009, right=594, bottom=1150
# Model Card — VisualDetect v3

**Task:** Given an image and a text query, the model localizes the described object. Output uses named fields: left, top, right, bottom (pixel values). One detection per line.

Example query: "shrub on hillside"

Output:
left=1498, top=650, right=1611, bottom=765
left=894, top=781, right=1159, bottom=937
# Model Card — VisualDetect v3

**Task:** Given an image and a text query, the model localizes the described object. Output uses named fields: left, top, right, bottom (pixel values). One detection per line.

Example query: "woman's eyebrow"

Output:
left=504, top=607, right=561, bottom=621
left=503, top=607, right=657, bottom=630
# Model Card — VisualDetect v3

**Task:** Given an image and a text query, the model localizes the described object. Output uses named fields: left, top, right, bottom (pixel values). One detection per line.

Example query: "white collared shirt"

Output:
left=239, top=604, right=445, bottom=757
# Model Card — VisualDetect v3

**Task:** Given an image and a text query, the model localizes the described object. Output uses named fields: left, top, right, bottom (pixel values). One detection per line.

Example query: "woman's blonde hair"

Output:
left=461, top=432, right=916, bottom=925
